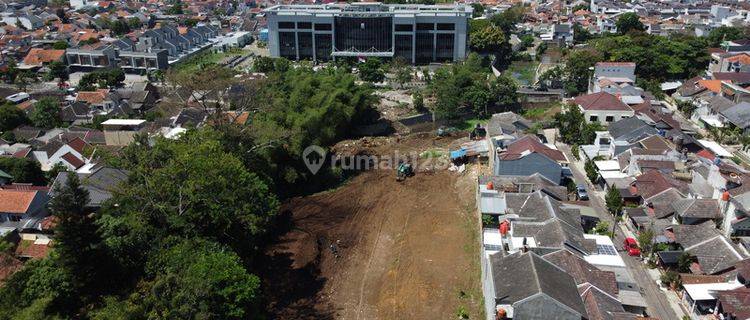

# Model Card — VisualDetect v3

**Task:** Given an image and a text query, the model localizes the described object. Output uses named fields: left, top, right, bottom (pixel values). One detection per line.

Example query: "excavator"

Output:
left=396, top=162, right=414, bottom=182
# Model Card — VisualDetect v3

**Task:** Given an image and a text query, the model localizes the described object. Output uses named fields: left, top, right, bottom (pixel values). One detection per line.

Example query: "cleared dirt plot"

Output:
left=260, top=135, right=483, bottom=320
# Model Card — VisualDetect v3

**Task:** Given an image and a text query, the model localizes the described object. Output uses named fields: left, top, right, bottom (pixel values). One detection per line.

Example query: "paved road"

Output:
left=557, top=143, right=680, bottom=320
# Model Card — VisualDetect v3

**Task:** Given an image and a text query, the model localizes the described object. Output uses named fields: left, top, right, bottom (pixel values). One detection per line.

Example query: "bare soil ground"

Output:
left=260, top=133, right=483, bottom=320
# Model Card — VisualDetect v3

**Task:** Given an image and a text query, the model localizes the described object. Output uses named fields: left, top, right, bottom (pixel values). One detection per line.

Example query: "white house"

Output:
left=572, top=92, right=635, bottom=126
left=31, top=137, right=89, bottom=171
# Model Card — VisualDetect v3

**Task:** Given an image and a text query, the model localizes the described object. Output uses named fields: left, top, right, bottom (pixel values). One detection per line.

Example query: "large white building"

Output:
left=264, top=3, right=472, bottom=64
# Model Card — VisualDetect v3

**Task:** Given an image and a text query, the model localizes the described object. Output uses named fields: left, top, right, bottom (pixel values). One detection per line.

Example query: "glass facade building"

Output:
left=264, top=3, right=471, bottom=64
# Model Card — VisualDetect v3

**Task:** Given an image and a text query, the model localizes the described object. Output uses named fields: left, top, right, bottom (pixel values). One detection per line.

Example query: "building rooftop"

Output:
left=265, top=3, right=473, bottom=15
left=101, top=119, right=146, bottom=126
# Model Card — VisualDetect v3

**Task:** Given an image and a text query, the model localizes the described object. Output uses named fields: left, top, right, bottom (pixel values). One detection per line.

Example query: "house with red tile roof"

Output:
left=572, top=92, right=634, bottom=126
left=495, top=135, right=569, bottom=185
left=0, top=189, right=50, bottom=230
left=20, top=48, right=65, bottom=68
left=31, top=137, right=90, bottom=171
left=14, top=234, right=52, bottom=260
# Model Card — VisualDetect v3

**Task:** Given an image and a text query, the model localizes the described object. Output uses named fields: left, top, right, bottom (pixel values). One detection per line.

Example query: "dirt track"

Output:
left=261, top=135, right=483, bottom=319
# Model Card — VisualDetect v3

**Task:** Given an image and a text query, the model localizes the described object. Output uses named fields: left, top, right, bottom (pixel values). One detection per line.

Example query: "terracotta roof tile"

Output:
left=76, top=90, right=108, bottom=104
left=15, top=240, right=51, bottom=259
left=697, top=80, right=726, bottom=94
left=0, top=190, right=37, bottom=214
left=61, top=152, right=85, bottom=169
left=573, top=92, right=632, bottom=111
left=499, top=135, right=567, bottom=162
left=22, top=48, right=65, bottom=66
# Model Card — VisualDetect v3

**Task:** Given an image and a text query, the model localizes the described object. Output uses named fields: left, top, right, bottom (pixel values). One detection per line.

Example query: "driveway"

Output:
left=557, top=143, right=682, bottom=320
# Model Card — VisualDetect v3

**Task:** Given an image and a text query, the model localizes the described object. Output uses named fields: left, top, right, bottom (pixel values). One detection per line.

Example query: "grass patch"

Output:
left=172, top=49, right=245, bottom=74
left=420, top=149, right=444, bottom=159
left=503, top=61, right=539, bottom=86
left=521, top=103, right=561, bottom=121
left=455, top=118, right=488, bottom=131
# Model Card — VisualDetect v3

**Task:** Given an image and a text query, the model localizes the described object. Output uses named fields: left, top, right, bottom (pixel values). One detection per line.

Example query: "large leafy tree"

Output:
left=358, top=58, right=385, bottom=83
left=48, top=61, right=68, bottom=82
left=50, top=172, right=115, bottom=299
left=563, top=50, right=602, bottom=95
left=554, top=105, right=594, bottom=145
left=707, top=26, right=745, bottom=47
left=590, top=33, right=708, bottom=81
left=102, top=130, right=279, bottom=256
left=489, top=5, right=525, bottom=35
left=0, top=258, right=75, bottom=319
left=616, top=12, right=645, bottom=34
left=605, top=187, right=623, bottom=216
left=0, top=103, right=28, bottom=131
left=140, top=240, right=261, bottom=319
left=0, top=157, right=46, bottom=185
left=29, top=97, right=62, bottom=129
left=469, top=23, right=506, bottom=53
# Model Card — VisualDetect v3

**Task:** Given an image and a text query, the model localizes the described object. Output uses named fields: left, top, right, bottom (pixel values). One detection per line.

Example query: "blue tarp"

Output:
left=450, top=149, right=467, bottom=159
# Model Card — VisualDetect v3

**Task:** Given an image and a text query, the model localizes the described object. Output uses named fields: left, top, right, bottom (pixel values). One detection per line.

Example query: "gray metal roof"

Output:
left=490, top=251, right=587, bottom=317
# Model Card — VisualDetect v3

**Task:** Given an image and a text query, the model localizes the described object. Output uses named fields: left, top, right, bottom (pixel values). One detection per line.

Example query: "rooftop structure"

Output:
left=264, top=3, right=472, bottom=63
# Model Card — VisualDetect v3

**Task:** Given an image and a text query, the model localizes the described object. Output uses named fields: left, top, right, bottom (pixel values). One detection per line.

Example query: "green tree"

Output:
left=359, top=58, right=385, bottom=83
left=554, top=104, right=588, bottom=144
left=0, top=157, right=46, bottom=185
left=469, top=23, right=506, bottom=53
left=490, top=5, right=525, bottom=35
left=564, top=50, right=602, bottom=95
left=166, top=0, right=183, bottom=14
left=127, top=17, right=142, bottom=29
left=139, top=240, right=262, bottom=319
left=14, top=71, right=33, bottom=92
left=0, top=258, right=75, bottom=318
left=464, top=83, right=492, bottom=116
left=707, top=26, right=745, bottom=47
left=605, top=186, right=623, bottom=215
left=637, top=228, right=655, bottom=255
left=45, top=163, right=68, bottom=182
left=49, top=172, right=113, bottom=300
left=677, top=252, right=697, bottom=273
left=592, top=221, right=611, bottom=235
left=101, top=131, right=280, bottom=256
left=52, top=41, right=68, bottom=50
left=573, top=24, right=592, bottom=43
left=252, top=56, right=275, bottom=73
left=616, top=12, right=645, bottom=34
left=0, top=103, right=28, bottom=131
left=489, top=74, right=518, bottom=108
left=29, top=98, right=62, bottom=129
left=2, top=59, right=18, bottom=83
left=392, top=58, right=412, bottom=89
left=471, top=3, right=485, bottom=17
left=48, top=61, right=68, bottom=82
left=660, top=271, right=682, bottom=289
left=584, top=158, right=598, bottom=183
left=413, top=91, right=425, bottom=112
left=590, top=33, right=709, bottom=81
left=109, top=19, right=131, bottom=35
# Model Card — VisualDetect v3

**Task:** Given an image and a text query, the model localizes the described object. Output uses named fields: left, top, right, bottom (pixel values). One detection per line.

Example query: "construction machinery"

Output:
left=396, top=163, right=414, bottom=181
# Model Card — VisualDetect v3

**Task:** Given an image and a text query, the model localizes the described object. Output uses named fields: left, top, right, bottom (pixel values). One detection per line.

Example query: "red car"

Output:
left=623, top=237, right=641, bottom=256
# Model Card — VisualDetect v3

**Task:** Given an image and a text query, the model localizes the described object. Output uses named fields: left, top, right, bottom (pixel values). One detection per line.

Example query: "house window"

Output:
left=395, top=24, right=413, bottom=32
left=436, top=23, right=455, bottom=30
left=297, top=22, right=312, bottom=29
left=605, top=116, right=614, bottom=122
left=314, top=23, right=332, bottom=31
left=417, top=23, right=434, bottom=31
left=278, top=22, right=295, bottom=29
left=589, top=115, right=598, bottom=122
left=9, top=215, right=21, bottom=222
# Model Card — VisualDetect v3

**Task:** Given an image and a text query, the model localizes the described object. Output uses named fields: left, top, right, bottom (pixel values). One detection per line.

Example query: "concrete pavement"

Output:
left=557, top=143, right=684, bottom=320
